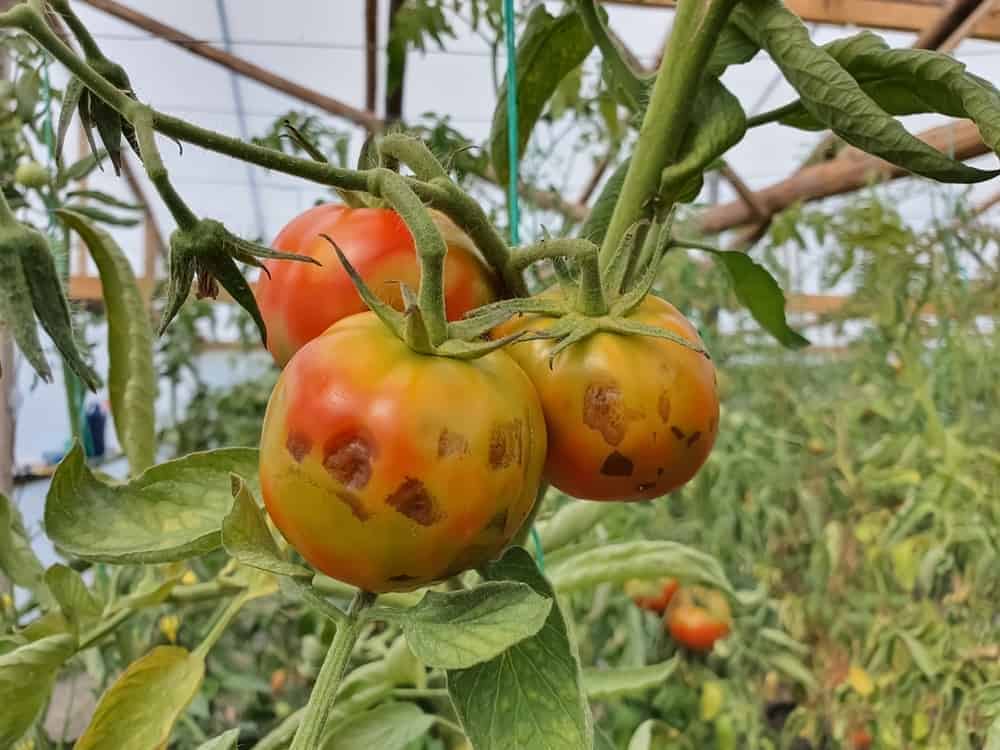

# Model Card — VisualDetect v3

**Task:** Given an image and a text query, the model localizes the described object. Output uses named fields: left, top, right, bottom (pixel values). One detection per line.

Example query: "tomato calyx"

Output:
left=159, top=217, right=319, bottom=344
left=460, top=213, right=710, bottom=365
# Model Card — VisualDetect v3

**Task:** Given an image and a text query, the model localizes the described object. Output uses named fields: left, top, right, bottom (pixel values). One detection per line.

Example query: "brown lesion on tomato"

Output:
left=485, top=508, right=509, bottom=534
left=488, top=420, right=523, bottom=469
left=583, top=382, right=627, bottom=446
left=285, top=432, right=312, bottom=463
left=323, top=433, right=374, bottom=490
left=438, top=428, right=469, bottom=458
left=336, top=490, right=370, bottom=521
left=670, top=426, right=686, bottom=440
left=387, top=478, right=443, bottom=526
left=600, top=451, right=634, bottom=476
left=658, top=391, right=672, bottom=424
left=687, top=431, right=702, bottom=447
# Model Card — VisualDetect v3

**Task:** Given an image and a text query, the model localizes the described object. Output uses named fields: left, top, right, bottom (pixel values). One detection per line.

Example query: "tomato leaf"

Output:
left=222, top=475, right=312, bottom=578
left=55, top=149, right=108, bottom=188
left=0, top=634, right=76, bottom=748
left=490, top=5, right=596, bottom=186
left=0, top=493, right=52, bottom=607
left=447, top=546, right=593, bottom=750
left=584, top=658, right=678, bottom=699
left=44, top=563, right=103, bottom=630
left=627, top=719, right=674, bottom=750
left=65, top=189, right=144, bottom=212
left=45, top=444, right=259, bottom=563
left=776, top=31, right=1000, bottom=160
left=734, top=0, right=998, bottom=183
left=660, top=78, right=746, bottom=204
left=195, top=729, right=240, bottom=750
left=707, top=21, right=760, bottom=76
left=548, top=540, right=745, bottom=601
left=55, top=209, right=157, bottom=474
left=700, top=249, right=810, bottom=349
left=538, top=501, right=616, bottom=553
left=376, top=581, right=552, bottom=669
left=581, top=158, right=630, bottom=246
left=321, top=702, right=435, bottom=750
left=75, top=646, right=205, bottom=750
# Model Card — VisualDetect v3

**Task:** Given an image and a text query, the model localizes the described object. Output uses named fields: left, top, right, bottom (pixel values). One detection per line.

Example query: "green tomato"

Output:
left=14, top=161, right=48, bottom=188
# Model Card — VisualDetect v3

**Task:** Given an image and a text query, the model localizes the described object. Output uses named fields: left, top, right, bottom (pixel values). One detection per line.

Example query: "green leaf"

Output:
left=538, top=502, right=616, bottom=553
left=734, top=0, right=998, bottom=183
left=661, top=78, right=746, bottom=204
left=56, top=149, right=109, bottom=188
left=222, top=475, right=312, bottom=578
left=584, top=658, right=678, bottom=700
left=0, top=634, right=76, bottom=747
left=59, top=204, right=141, bottom=227
left=65, top=189, right=144, bottom=211
left=0, top=246, right=51, bottom=383
left=55, top=76, right=85, bottom=169
left=14, top=66, right=40, bottom=122
left=448, top=547, right=593, bottom=750
left=548, top=540, right=737, bottom=597
left=490, top=5, right=595, bottom=185
left=893, top=628, right=940, bottom=678
left=0, top=493, right=51, bottom=606
left=779, top=32, right=1000, bottom=159
left=322, top=702, right=435, bottom=750
left=55, top=210, right=157, bottom=473
left=44, top=563, right=102, bottom=629
left=699, top=249, right=810, bottom=349
left=75, top=646, right=205, bottom=750
left=45, top=444, right=259, bottom=564
left=195, top=729, right=240, bottom=750
left=707, top=21, right=760, bottom=77
left=627, top=719, right=674, bottom=750
left=581, top=158, right=630, bottom=246
left=380, top=581, right=552, bottom=670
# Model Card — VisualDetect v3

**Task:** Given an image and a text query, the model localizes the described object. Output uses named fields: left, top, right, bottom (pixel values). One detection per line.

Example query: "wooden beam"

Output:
left=365, top=0, right=378, bottom=114
left=914, top=0, right=984, bottom=48
left=699, top=120, right=990, bottom=233
left=603, top=0, right=1000, bottom=41
left=79, top=0, right=382, bottom=131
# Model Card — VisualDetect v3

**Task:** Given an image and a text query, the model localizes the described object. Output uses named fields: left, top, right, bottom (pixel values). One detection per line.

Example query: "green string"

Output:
left=502, top=0, right=520, bottom=247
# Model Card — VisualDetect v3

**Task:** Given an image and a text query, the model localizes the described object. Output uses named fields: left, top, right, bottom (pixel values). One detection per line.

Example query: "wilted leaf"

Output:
left=222, top=475, right=311, bottom=578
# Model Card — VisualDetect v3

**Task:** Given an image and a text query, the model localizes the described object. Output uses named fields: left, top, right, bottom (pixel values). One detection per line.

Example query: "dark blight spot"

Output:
left=489, top=420, right=523, bottom=469
left=286, top=432, right=312, bottom=463
left=486, top=508, right=509, bottom=534
left=438, top=428, right=469, bottom=457
left=670, top=426, right=686, bottom=440
left=600, top=451, right=634, bottom=477
left=687, top=431, right=702, bottom=447
left=337, top=491, right=370, bottom=521
left=583, top=383, right=626, bottom=446
left=386, top=478, right=442, bottom=526
left=323, top=434, right=374, bottom=490
left=389, top=573, right=418, bottom=582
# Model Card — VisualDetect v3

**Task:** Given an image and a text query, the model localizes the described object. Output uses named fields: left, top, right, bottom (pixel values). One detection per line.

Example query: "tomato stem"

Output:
left=290, top=590, right=376, bottom=750
left=597, top=0, right=738, bottom=267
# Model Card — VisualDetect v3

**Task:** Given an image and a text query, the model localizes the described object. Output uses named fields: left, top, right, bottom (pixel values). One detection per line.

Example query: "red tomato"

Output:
left=256, top=205, right=498, bottom=366
left=624, top=578, right=680, bottom=613
left=496, top=294, right=719, bottom=501
left=665, top=587, right=732, bottom=651
left=258, top=312, right=547, bottom=593
left=849, top=728, right=872, bottom=750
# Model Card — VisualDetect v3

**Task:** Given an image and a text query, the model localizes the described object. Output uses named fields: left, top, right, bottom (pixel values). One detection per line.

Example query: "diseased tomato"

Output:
left=848, top=728, right=872, bottom=750
left=624, top=577, right=679, bottom=613
left=258, top=312, right=546, bottom=593
left=496, top=294, right=719, bottom=501
left=665, top=587, right=731, bottom=652
left=256, top=204, right=498, bottom=366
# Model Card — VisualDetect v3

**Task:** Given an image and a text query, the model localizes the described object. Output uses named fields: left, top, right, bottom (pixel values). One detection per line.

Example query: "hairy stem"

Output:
left=290, top=591, right=376, bottom=750
left=46, top=0, right=105, bottom=61
left=598, top=0, right=738, bottom=267
left=133, top=111, right=198, bottom=229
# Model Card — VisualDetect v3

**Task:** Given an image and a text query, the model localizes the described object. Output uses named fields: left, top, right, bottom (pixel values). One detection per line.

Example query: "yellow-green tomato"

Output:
left=259, top=312, right=547, bottom=593
left=14, top=161, right=48, bottom=188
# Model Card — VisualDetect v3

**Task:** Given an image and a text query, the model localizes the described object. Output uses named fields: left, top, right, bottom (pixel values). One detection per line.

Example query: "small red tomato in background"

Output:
left=849, top=728, right=872, bottom=750
left=256, top=204, right=498, bottom=366
left=258, top=312, right=547, bottom=593
left=665, top=587, right=732, bottom=651
left=624, top=577, right=680, bottom=613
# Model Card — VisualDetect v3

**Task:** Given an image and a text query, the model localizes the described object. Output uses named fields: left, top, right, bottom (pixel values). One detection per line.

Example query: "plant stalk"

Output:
left=597, top=0, right=738, bottom=267
left=290, top=590, right=376, bottom=750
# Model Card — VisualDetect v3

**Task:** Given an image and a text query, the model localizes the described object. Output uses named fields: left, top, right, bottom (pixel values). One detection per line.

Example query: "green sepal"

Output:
left=550, top=256, right=578, bottom=296
left=323, top=236, right=406, bottom=334
left=0, top=242, right=50, bottom=382
left=14, top=226, right=101, bottom=390
left=598, top=317, right=708, bottom=358
left=87, top=58, right=141, bottom=176
left=55, top=76, right=85, bottom=169
left=603, top=220, right=648, bottom=298
left=158, top=230, right=196, bottom=336
left=433, top=330, right=528, bottom=360
left=208, top=253, right=267, bottom=346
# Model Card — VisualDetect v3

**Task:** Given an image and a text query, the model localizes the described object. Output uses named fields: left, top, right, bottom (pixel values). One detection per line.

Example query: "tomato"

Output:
left=624, top=577, right=679, bottom=613
left=14, top=161, right=48, bottom=188
left=496, top=294, right=719, bottom=501
left=849, top=728, right=872, bottom=750
left=258, top=312, right=546, bottom=593
left=665, top=587, right=731, bottom=651
left=256, top=204, right=498, bottom=366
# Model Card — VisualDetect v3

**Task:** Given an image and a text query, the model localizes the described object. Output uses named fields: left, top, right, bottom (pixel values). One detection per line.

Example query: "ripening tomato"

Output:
left=665, top=587, right=732, bottom=651
left=258, top=312, right=546, bottom=593
left=496, top=294, right=719, bottom=501
left=848, top=728, right=872, bottom=750
left=624, top=577, right=680, bottom=613
left=256, top=205, right=499, bottom=366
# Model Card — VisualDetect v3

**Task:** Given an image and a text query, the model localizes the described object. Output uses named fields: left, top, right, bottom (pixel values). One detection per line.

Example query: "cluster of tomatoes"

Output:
left=254, top=206, right=720, bottom=593
left=625, top=578, right=732, bottom=652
